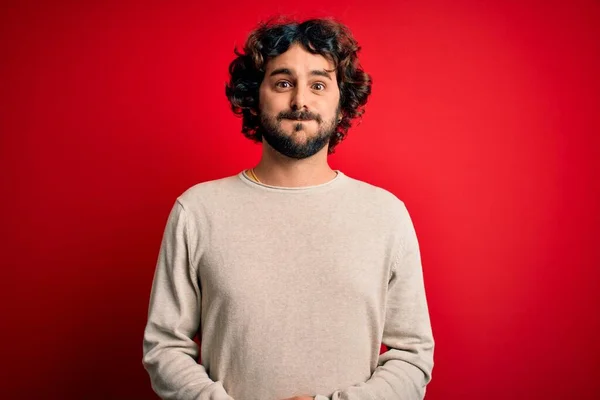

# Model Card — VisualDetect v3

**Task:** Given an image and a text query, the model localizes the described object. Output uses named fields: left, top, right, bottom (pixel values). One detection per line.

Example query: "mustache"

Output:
left=277, top=110, right=323, bottom=123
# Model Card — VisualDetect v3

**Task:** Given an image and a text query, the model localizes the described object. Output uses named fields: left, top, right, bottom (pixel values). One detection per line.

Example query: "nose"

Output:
left=290, top=86, right=307, bottom=111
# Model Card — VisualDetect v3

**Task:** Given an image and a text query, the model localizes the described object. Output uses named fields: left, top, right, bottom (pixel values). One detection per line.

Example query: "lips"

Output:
left=277, top=112, right=321, bottom=123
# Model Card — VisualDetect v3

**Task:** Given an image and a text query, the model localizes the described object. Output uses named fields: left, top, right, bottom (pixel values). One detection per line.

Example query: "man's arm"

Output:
left=314, top=202, right=435, bottom=400
left=142, top=201, right=233, bottom=400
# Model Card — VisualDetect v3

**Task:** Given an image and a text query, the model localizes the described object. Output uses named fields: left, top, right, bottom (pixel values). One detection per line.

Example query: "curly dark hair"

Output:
left=225, top=17, right=372, bottom=154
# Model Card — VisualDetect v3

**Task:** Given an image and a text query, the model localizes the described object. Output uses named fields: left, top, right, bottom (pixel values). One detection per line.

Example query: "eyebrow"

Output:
left=269, top=67, right=333, bottom=81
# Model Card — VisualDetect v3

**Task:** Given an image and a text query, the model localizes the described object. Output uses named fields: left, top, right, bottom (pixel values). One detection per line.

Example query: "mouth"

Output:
left=285, top=118, right=314, bottom=122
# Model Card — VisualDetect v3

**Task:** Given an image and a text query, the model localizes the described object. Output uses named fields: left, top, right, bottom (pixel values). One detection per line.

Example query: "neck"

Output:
left=252, top=140, right=337, bottom=187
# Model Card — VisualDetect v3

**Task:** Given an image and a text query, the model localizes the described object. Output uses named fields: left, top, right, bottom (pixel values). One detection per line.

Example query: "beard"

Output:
left=257, top=107, right=339, bottom=160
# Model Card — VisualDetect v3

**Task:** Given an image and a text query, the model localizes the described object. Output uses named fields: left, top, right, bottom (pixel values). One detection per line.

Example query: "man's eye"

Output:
left=276, top=81, right=292, bottom=88
left=312, top=82, right=326, bottom=91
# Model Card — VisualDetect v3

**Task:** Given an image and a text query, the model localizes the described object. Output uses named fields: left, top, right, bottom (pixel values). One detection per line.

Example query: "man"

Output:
left=142, top=17, right=434, bottom=400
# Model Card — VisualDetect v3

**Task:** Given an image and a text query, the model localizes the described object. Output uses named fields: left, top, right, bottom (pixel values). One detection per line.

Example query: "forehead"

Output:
left=264, top=43, right=335, bottom=76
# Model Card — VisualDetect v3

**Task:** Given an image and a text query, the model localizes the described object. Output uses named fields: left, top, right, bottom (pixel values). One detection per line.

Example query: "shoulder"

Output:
left=342, top=174, right=419, bottom=258
left=343, top=173, right=410, bottom=218
left=175, top=173, right=245, bottom=212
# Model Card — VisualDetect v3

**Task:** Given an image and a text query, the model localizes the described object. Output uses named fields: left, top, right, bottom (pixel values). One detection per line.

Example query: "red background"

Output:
left=2, top=1, right=599, bottom=399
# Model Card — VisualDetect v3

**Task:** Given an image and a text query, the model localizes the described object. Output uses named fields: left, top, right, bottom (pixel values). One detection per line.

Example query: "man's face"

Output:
left=257, top=43, right=341, bottom=159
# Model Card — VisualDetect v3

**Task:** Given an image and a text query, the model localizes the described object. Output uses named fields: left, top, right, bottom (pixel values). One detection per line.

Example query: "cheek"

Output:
left=318, top=97, right=340, bottom=119
left=258, top=92, right=282, bottom=115
left=319, top=88, right=339, bottom=106
left=257, top=85, right=266, bottom=112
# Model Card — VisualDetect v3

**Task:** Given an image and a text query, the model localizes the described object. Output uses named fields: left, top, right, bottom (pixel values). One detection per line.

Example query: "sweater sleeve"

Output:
left=315, top=202, right=435, bottom=400
left=142, top=201, right=234, bottom=400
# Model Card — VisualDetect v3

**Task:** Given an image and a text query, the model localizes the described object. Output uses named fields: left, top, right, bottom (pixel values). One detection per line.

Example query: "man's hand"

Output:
left=280, top=396, right=314, bottom=400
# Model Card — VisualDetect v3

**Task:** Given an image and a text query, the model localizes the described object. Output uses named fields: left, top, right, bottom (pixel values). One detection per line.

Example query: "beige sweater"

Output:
left=142, top=171, right=434, bottom=400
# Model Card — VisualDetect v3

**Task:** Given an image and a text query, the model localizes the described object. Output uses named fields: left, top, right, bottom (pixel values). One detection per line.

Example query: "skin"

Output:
left=252, top=43, right=342, bottom=188
left=280, top=397, right=315, bottom=400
